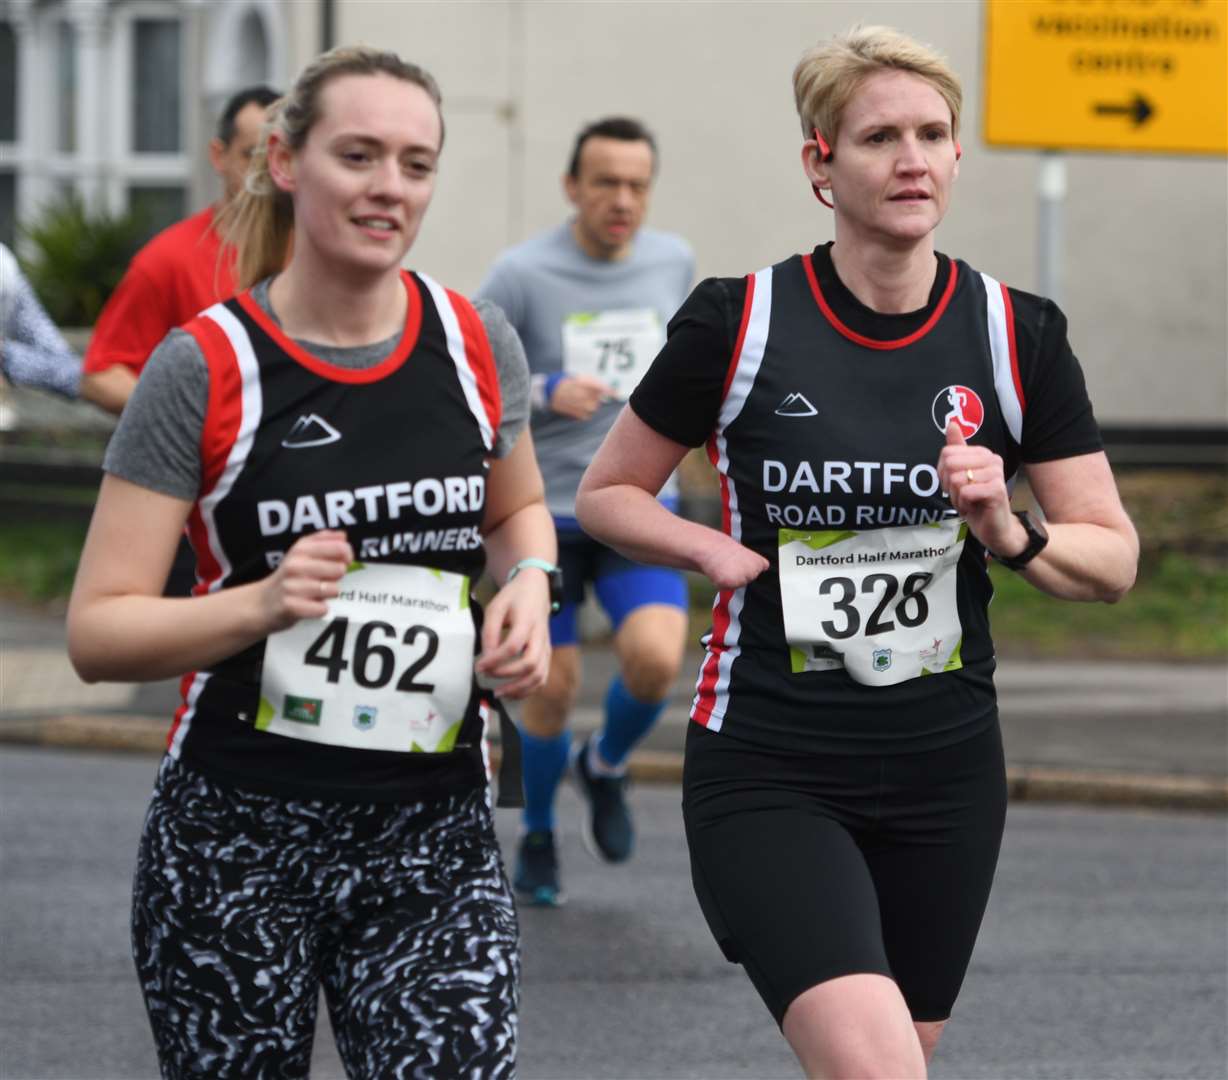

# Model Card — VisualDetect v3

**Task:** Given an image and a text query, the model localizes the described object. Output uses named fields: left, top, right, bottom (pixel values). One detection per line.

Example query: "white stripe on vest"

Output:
left=981, top=272, right=1023, bottom=446
left=169, top=302, right=264, bottom=760
left=693, top=266, right=774, bottom=732
left=417, top=272, right=495, bottom=453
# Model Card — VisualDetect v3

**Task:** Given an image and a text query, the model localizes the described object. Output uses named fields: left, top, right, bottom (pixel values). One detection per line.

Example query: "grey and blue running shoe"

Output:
left=573, top=735, right=634, bottom=863
left=513, top=829, right=565, bottom=907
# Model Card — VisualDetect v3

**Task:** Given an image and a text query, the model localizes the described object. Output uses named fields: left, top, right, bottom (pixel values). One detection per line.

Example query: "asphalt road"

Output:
left=2, top=746, right=1225, bottom=1080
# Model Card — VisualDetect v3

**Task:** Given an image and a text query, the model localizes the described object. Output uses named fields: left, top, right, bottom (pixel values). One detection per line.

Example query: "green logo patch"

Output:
left=283, top=695, right=323, bottom=725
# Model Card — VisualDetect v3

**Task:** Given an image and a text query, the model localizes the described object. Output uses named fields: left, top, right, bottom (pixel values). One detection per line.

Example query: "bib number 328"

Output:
left=778, top=519, right=967, bottom=687
left=258, top=562, right=474, bottom=752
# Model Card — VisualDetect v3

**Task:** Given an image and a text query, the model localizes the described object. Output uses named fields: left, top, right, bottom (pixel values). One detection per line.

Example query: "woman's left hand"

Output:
left=475, top=569, right=552, bottom=699
left=937, top=422, right=1024, bottom=554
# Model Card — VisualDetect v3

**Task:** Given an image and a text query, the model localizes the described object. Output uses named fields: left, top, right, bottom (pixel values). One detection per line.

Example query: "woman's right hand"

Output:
left=695, top=533, right=770, bottom=591
left=260, top=529, right=354, bottom=633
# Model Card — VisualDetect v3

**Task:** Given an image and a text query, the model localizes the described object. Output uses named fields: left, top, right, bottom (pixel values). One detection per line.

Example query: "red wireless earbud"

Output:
left=811, top=129, right=834, bottom=208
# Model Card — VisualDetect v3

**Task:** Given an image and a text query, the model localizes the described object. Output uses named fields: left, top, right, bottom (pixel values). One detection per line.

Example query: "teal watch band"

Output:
left=506, top=558, right=564, bottom=613
left=506, top=557, right=557, bottom=581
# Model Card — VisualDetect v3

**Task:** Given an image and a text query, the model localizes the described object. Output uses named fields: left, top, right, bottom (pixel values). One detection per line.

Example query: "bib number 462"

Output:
left=819, top=571, right=932, bottom=640
left=304, top=616, right=438, bottom=692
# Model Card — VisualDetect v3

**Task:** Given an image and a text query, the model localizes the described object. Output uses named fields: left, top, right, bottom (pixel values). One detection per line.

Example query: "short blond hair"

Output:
left=793, top=25, right=962, bottom=147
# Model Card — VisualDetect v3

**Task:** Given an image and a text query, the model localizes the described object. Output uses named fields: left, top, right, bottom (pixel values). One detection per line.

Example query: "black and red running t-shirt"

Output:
left=630, top=244, right=1102, bottom=755
left=168, top=271, right=503, bottom=801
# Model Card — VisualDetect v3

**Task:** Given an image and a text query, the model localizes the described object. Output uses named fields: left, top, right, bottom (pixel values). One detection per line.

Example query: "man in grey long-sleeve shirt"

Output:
left=477, top=117, right=693, bottom=906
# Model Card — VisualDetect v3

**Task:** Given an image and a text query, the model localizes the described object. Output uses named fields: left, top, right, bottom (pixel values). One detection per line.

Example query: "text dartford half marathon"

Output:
left=795, top=545, right=950, bottom=568
left=336, top=589, right=450, bottom=613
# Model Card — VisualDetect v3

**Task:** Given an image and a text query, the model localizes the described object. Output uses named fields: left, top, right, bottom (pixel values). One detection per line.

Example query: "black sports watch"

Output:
left=991, top=511, right=1049, bottom=571
left=506, top=558, right=564, bottom=613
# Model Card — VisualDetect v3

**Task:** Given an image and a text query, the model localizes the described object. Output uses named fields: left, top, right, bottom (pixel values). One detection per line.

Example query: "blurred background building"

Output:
left=0, top=0, right=1224, bottom=434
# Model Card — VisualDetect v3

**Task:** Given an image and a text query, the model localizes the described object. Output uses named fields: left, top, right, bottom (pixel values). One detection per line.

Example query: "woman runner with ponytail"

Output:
left=68, top=46, right=554, bottom=1078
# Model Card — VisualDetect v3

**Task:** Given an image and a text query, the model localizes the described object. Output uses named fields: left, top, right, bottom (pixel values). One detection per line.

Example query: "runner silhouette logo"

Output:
left=282, top=414, right=343, bottom=448
left=775, top=392, right=819, bottom=417
left=931, top=385, right=984, bottom=437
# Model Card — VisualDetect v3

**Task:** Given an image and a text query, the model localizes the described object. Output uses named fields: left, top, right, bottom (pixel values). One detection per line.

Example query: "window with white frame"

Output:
left=0, top=20, right=18, bottom=246
left=114, top=3, right=189, bottom=239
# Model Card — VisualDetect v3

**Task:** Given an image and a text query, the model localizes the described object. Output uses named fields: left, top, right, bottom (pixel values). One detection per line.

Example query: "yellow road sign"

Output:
left=983, top=0, right=1228, bottom=155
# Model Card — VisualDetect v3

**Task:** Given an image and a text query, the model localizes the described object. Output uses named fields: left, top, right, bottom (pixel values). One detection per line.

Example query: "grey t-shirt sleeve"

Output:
left=102, top=328, right=207, bottom=501
left=475, top=298, right=530, bottom=459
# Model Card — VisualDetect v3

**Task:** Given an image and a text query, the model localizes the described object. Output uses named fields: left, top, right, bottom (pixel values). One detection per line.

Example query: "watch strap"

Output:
left=506, top=557, right=558, bottom=582
left=993, top=511, right=1049, bottom=571
left=506, top=558, right=563, bottom=613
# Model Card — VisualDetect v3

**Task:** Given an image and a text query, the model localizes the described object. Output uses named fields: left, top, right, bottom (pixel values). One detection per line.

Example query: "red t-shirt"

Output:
left=84, top=206, right=236, bottom=375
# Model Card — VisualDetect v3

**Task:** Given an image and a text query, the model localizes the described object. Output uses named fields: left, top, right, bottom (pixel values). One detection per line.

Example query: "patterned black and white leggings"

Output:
left=131, top=757, right=519, bottom=1079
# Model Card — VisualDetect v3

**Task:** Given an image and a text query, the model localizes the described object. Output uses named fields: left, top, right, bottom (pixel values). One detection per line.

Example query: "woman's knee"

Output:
left=781, top=974, right=926, bottom=1080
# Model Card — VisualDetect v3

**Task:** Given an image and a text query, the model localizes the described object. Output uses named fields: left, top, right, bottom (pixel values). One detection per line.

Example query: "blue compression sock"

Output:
left=596, top=675, right=667, bottom=770
left=521, top=730, right=571, bottom=834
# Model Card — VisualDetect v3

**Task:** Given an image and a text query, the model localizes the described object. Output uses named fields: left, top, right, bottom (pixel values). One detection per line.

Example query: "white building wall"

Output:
left=327, top=0, right=1227, bottom=426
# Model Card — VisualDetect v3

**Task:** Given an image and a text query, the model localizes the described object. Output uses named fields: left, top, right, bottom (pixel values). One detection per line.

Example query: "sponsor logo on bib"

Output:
left=931, top=385, right=984, bottom=437
left=284, top=695, right=323, bottom=725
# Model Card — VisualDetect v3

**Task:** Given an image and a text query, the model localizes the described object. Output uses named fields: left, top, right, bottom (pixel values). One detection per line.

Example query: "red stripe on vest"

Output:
left=446, top=287, right=502, bottom=439
left=695, top=277, right=758, bottom=726
left=166, top=671, right=199, bottom=750
left=803, top=254, right=959, bottom=350
left=721, top=274, right=757, bottom=403
left=233, top=272, right=423, bottom=383
left=182, top=313, right=245, bottom=593
left=1000, top=283, right=1025, bottom=411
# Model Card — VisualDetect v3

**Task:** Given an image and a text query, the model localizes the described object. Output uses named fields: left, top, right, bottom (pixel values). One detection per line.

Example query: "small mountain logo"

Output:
left=775, top=392, right=818, bottom=417
left=282, top=414, right=342, bottom=449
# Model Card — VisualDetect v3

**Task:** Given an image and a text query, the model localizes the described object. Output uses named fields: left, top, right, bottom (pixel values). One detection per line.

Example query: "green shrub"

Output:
left=18, top=195, right=148, bottom=326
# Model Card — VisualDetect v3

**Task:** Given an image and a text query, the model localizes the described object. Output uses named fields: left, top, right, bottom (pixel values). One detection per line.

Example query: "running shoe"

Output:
left=573, top=735, right=634, bottom=863
left=513, top=829, right=565, bottom=907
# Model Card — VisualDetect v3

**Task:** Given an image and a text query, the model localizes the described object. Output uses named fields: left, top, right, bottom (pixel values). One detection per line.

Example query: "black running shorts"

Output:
left=681, top=718, right=1007, bottom=1026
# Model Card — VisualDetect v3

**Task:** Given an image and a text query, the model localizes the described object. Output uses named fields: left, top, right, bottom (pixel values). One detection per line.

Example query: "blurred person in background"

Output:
left=79, top=85, right=280, bottom=415
left=478, top=116, right=693, bottom=906
left=68, top=46, right=555, bottom=1077
left=0, top=241, right=83, bottom=425
left=577, top=25, right=1137, bottom=1078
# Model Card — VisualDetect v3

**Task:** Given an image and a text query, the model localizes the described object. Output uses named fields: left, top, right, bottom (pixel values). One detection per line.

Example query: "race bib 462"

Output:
left=258, top=562, right=475, bottom=752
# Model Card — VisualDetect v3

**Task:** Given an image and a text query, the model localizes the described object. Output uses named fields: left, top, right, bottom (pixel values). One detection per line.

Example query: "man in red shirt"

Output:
left=80, top=86, right=280, bottom=414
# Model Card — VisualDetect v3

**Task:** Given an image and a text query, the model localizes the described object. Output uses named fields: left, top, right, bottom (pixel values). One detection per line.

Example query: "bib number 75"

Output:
left=303, top=616, right=438, bottom=692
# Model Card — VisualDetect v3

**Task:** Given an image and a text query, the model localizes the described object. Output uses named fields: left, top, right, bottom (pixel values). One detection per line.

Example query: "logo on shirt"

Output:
left=931, top=385, right=984, bottom=437
left=775, top=392, right=819, bottom=417
left=282, top=414, right=342, bottom=449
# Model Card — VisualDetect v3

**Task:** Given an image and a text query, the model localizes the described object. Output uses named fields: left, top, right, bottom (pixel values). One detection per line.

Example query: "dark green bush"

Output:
left=18, top=195, right=148, bottom=326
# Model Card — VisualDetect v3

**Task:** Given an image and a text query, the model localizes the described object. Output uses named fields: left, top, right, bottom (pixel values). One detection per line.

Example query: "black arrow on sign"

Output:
left=1092, top=93, right=1154, bottom=127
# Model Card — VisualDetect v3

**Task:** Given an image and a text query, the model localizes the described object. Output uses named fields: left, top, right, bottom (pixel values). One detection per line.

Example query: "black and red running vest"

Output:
left=689, top=253, right=1025, bottom=754
left=169, top=271, right=501, bottom=801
